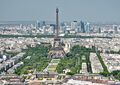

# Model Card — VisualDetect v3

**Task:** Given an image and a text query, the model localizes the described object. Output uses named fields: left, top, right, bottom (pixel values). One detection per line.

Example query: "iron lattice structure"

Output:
left=48, top=8, right=65, bottom=58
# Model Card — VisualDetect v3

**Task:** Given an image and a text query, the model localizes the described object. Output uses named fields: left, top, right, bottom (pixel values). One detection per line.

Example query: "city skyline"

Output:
left=1, top=2, right=120, bottom=84
left=0, top=0, right=120, bottom=23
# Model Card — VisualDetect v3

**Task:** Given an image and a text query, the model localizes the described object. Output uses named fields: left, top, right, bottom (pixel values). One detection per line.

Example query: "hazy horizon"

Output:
left=0, top=0, right=120, bottom=23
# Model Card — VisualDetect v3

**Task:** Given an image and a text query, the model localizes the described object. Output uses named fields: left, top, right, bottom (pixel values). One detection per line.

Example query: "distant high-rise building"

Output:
left=36, top=20, right=41, bottom=28
left=50, top=24, right=55, bottom=33
left=42, top=21, right=46, bottom=26
left=71, top=21, right=78, bottom=32
left=20, top=24, right=23, bottom=28
left=113, top=25, right=118, bottom=33
left=98, top=27, right=101, bottom=33
left=80, top=21, right=85, bottom=33
left=61, top=22, right=68, bottom=33
left=85, top=22, right=90, bottom=33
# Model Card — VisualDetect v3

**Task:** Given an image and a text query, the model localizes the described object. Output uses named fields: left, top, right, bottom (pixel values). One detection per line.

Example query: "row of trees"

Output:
left=0, top=34, right=113, bottom=39
left=56, top=45, right=94, bottom=75
left=100, top=70, right=120, bottom=81
left=97, top=50, right=120, bottom=80
left=96, top=52, right=109, bottom=74
left=111, top=70, right=120, bottom=80
left=15, top=44, right=51, bottom=75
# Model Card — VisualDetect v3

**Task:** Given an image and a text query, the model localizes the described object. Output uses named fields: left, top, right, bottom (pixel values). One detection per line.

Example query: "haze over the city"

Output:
left=0, top=0, right=120, bottom=23
left=1, top=0, right=120, bottom=85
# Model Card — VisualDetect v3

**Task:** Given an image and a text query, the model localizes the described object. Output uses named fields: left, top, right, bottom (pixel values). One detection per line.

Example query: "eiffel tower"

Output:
left=48, top=8, right=65, bottom=58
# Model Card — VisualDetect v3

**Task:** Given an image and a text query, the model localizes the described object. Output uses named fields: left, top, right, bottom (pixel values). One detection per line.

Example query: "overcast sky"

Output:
left=0, top=0, right=120, bottom=23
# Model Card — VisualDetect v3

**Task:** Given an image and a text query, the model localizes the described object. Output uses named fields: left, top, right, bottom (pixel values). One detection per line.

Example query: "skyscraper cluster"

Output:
left=36, top=20, right=91, bottom=35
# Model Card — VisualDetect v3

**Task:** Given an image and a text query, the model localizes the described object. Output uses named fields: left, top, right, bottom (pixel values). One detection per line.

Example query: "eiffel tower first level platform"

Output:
left=48, top=37, right=65, bottom=58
